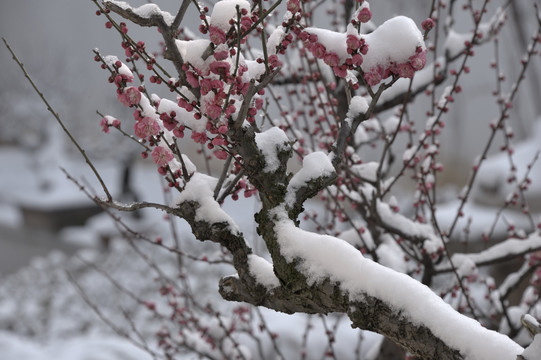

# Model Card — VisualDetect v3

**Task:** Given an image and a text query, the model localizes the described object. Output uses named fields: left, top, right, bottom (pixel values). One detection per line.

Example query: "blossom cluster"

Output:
left=363, top=46, right=427, bottom=86
left=300, top=30, right=368, bottom=79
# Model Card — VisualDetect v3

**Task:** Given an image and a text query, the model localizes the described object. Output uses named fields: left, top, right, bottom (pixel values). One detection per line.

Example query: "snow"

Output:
left=0, top=332, right=152, bottom=360
left=254, top=126, right=290, bottom=173
left=102, top=55, right=133, bottom=81
left=133, top=4, right=174, bottom=25
left=0, top=142, right=120, bottom=210
left=176, top=172, right=241, bottom=234
left=267, top=26, right=285, bottom=54
left=436, top=201, right=535, bottom=241
left=247, top=254, right=280, bottom=289
left=375, top=234, right=409, bottom=273
left=103, top=1, right=175, bottom=26
left=522, top=334, right=541, bottom=360
left=375, top=199, right=442, bottom=253
left=362, top=16, right=425, bottom=72
left=272, top=215, right=524, bottom=359
left=351, top=161, right=379, bottom=182
left=304, top=27, right=349, bottom=61
left=210, top=0, right=250, bottom=31
left=346, top=95, right=370, bottom=119
left=383, top=115, right=400, bottom=134
left=286, top=152, right=335, bottom=206
left=175, top=38, right=212, bottom=73
left=449, top=233, right=541, bottom=269
left=444, top=30, right=471, bottom=59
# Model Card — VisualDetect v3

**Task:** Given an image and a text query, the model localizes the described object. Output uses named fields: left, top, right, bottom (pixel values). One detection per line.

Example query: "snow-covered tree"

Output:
left=5, top=0, right=541, bottom=358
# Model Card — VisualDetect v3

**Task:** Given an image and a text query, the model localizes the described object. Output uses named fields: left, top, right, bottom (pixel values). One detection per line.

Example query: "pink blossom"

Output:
left=351, top=53, right=363, bottom=66
left=186, top=71, right=200, bottom=88
left=212, top=79, right=225, bottom=91
left=409, top=50, right=427, bottom=70
left=117, top=86, right=141, bottom=107
left=364, top=68, right=383, bottom=86
left=134, top=116, right=160, bottom=139
left=173, top=126, right=185, bottom=138
left=397, top=62, right=415, bottom=78
left=333, top=64, right=348, bottom=78
left=359, top=42, right=369, bottom=55
left=346, top=35, right=361, bottom=50
left=421, top=18, right=435, bottom=32
left=100, top=117, right=111, bottom=133
left=214, top=50, right=229, bottom=61
left=205, top=102, right=223, bottom=120
left=240, top=16, right=253, bottom=31
left=214, top=149, right=229, bottom=160
left=151, top=146, right=174, bottom=167
left=269, top=54, right=282, bottom=68
left=209, top=26, right=226, bottom=44
left=238, top=64, right=248, bottom=76
left=357, top=7, right=372, bottom=23
left=286, top=0, right=301, bottom=13
left=161, top=114, right=178, bottom=131
left=218, top=124, right=228, bottom=134
left=235, top=79, right=250, bottom=96
left=209, top=61, right=231, bottom=77
left=225, top=104, right=236, bottom=116
left=200, top=78, right=214, bottom=95
left=254, top=97, right=264, bottom=110
left=191, top=131, right=208, bottom=144
left=212, top=136, right=227, bottom=146
left=323, top=52, right=340, bottom=67
left=311, top=42, right=326, bottom=59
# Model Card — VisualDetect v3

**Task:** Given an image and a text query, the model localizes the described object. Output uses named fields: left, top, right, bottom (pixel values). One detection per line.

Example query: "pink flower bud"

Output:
left=421, top=18, right=435, bottom=32
left=357, top=8, right=372, bottom=23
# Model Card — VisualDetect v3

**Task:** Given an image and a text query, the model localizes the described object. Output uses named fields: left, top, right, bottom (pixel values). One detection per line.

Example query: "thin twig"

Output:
left=3, top=37, right=113, bottom=201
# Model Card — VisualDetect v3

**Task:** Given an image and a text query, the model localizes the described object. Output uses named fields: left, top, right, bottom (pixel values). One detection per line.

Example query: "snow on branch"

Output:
left=441, top=232, right=541, bottom=272
left=223, top=215, right=524, bottom=359
left=103, top=0, right=175, bottom=27
left=176, top=173, right=241, bottom=235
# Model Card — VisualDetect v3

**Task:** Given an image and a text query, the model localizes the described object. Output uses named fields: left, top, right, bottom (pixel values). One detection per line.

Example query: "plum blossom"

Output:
left=191, top=131, right=208, bottom=144
left=209, top=25, right=226, bottom=44
left=286, top=0, right=301, bottom=13
left=357, top=7, right=372, bottom=23
left=117, top=86, right=141, bottom=107
left=206, top=102, right=223, bottom=120
left=409, top=49, right=427, bottom=70
left=210, top=61, right=231, bottom=77
left=396, top=63, right=415, bottom=78
left=186, top=71, right=200, bottom=88
left=351, top=53, right=364, bottom=66
left=333, top=65, right=348, bottom=78
left=364, top=66, right=384, bottom=86
left=100, top=117, right=110, bottom=133
left=134, top=116, right=160, bottom=139
left=214, top=149, right=229, bottom=160
left=346, top=34, right=362, bottom=51
left=214, top=50, right=229, bottom=61
left=421, top=18, right=435, bottom=32
left=151, top=146, right=174, bottom=167
left=268, top=54, right=282, bottom=68
left=311, top=42, right=326, bottom=59
left=100, top=116, right=120, bottom=133
left=323, top=52, right=340, bottom=67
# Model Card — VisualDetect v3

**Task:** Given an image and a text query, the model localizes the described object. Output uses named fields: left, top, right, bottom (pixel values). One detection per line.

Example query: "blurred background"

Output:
left=1, top=0, right=541, bottom=358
